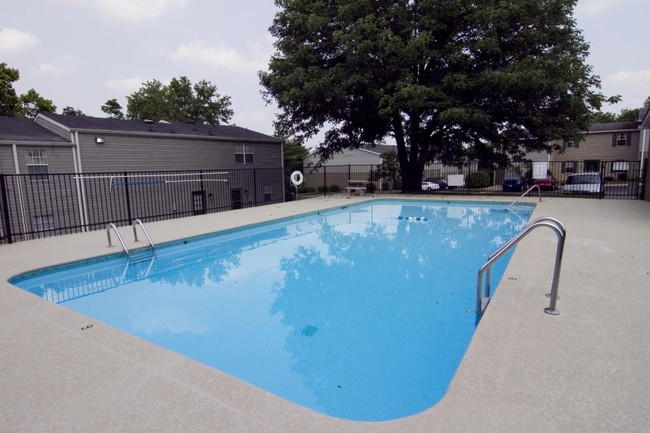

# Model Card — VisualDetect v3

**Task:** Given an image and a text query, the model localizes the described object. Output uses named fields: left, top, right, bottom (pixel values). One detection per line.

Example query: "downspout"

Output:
left=11, top=144, right=28, bottom=239
left=71, top=146, right=86, bottom=232
left=73, top=131, right=90, bottom=231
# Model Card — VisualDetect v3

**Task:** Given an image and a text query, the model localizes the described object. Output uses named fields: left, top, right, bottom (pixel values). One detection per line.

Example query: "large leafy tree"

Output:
left=101, top=98, right=125, bottom=119
left=126, top=76, right=233, bottom=125
left=1, top=63, right=57, bottom=118
left=18, top=89, right=56, bottom=118
left=62, top=106, right=84, bottom=116
left=260, top=0, right=606, bottom=191
left=0, top=62, right=21, bottom=116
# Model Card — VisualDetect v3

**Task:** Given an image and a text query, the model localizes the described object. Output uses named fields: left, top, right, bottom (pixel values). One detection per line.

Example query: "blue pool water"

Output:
left=11, top=200, right=533, bottom=421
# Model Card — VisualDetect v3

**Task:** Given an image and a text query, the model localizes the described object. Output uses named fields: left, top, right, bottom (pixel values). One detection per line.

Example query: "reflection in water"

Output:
left=12, top=201, right=531, bottom=421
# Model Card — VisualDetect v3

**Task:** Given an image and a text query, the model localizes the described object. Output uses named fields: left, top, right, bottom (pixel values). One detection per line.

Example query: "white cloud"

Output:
left=575, top=0, right=626, bottom=15
left=55, top=0, right=188, bottom=24
left=603, top=70, right=650, bottom=110
left=169, top=40, right=269, bottom=74
left=105, top=76, right=150, bottom=94
left=232, top=110, right=275, bottom=135
left=33, top=55, right=83, bottom=78
left=0, top=28, right=39, bottom=54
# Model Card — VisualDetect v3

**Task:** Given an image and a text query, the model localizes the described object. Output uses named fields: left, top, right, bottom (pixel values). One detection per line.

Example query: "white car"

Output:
left=562, top=172, right=604, bottom=197
left=422, top=181, right=440, bottom=191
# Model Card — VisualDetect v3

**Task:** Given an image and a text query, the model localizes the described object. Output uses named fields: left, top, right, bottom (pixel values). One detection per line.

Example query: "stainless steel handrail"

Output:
left=106, top=223, right=129, bottom=256
left=507, top=184, right=541, bottom=210
left=132, top=218, right=155, bottom=250
left=476, top=216, right=566, bottom=316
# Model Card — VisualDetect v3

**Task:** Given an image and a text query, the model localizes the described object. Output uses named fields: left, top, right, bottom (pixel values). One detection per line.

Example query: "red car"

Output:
left=532, top=176, right=557, bottom=191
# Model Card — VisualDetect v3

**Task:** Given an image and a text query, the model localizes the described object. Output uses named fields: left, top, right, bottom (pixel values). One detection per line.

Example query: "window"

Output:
left=614, top=133, right=628, bottom=146
left=32, top=215, right=55, bottom=232
left=562, top=161, right=576, bottom=173
left=564, top=139, right=578, bottom=149
left=25, top=149, right=49, bottom=180
left=612, top=161, right=629, bottom=172
left=235, top=144, right=254, bottom=164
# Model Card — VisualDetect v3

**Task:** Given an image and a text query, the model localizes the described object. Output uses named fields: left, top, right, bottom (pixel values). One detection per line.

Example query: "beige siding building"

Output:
left=549, top=118, right=646, bottom=183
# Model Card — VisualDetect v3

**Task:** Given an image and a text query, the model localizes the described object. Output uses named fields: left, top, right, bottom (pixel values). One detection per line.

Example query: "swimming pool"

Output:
left=11, top=199, right=533, bottom=421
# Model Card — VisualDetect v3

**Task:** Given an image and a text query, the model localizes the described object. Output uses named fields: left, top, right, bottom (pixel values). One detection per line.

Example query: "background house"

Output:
left=302, top=145, right=394, bottom=190
left=0, top=114, right=284, bottom=242
left=551, top=120, right=643, bottom=181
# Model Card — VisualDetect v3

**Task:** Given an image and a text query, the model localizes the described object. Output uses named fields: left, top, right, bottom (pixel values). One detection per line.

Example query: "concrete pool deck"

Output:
left=1, top=195, right=649, bottom=432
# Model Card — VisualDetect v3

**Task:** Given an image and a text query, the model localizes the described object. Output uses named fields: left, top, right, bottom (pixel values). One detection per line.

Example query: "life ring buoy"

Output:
left=290, top=171, right=304, bottom=187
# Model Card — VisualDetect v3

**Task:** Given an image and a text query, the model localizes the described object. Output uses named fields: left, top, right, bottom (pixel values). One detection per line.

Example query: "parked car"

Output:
left=532, top=176, right=557, bottom=191
left=423, top=178, right=448, bottom=190
left=502, top=175, right=528, bottom=192
left=562, top=172, right=604, bottom=197
left=422, top=180, right=441, bottom=191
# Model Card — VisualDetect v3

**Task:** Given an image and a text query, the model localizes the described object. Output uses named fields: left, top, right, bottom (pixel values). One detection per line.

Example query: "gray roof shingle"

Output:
left=589, top=120, right=639, bottom=132
left=0, top=116, right=70, bottom=142
left=40, top=113, right=280, bottom=142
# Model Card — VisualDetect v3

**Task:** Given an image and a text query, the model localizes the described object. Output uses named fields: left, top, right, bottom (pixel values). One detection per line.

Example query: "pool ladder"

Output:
left=477, top=216, right=566, bottom=317
left=507, top=184, right=541, bottom=211
left=106, top=219, right=156, bottom=258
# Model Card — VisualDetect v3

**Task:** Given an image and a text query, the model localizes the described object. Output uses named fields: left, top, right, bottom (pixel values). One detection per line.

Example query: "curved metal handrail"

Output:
left=132, top=218, right=155, bottom=250
left=106, top=223, right=129, bottom=256
left=507, top=184, right=541, bottom=210
left=477, top=217, right=566, bottom=316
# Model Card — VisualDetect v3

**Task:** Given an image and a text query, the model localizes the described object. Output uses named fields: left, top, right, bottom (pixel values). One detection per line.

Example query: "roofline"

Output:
left=76, top=128, right=281, bottom=144
left=0, top=140, right=74, bottom=147
left=35, top=113, right=71, bottom=133
left=641, top=109, right=650, bottom=129
left=589, top=128, right=639, bottom=134
left=358, top=148, right=382, bottom=156
left=36, top=114, right=282, bottom=144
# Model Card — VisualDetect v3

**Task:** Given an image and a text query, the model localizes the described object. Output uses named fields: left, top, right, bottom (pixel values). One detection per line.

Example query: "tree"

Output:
left=101, top=98, right=125, bottom=119
left=371, top=150, right=401, bottom=190
left=284, top=139, right=309, bottom=175
left=0, top=62, right=21, bottom=116
left=62, top=106, right=84, bottom=116
left=126, top=76, right=233, bottom=125
left=260, top=0, right=606, bottom=191
left=18, top=88, right=56, bottom=118
left=591, top=95, right=649, bottom=123
left=617, top=108, right=640, bottom=122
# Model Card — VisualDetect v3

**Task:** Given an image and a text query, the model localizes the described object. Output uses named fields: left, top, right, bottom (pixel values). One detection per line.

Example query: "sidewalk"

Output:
left=1, top=196, right=649, bottom=432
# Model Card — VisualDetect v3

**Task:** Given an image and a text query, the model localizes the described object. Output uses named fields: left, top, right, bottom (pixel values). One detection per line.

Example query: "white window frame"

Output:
left=25, top=149, right=49, bottom=180
left=615, top=133, right=627, bottom=146
left=612, top=161, right=629, bottom=172
left=235, top=144, right=254, bottom=164
left=563, top=161, right=576, bottom=173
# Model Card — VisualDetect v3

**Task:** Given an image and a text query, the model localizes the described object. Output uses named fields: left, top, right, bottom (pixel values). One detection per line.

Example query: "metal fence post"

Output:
left=253, top=168, right=258, bottom=206
left=0, top=174, right=14, bottom=244
left=124, top=171, right=133, bottom=224
left=324, top=166, right=327, bottom=197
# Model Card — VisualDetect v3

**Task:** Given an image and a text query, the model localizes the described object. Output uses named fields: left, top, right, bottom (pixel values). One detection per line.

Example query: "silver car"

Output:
left=562, top=172, right=604, bottom=197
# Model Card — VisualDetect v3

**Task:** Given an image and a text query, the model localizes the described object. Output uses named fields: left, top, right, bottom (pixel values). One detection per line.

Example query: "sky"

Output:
left=1, top=0, right=649, bottom=145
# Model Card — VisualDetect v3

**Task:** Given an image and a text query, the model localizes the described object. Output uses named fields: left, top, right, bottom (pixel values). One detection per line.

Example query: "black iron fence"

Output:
left=0, top=168, right=284, bottom=244
left=303, top=160, right=646, bottom=200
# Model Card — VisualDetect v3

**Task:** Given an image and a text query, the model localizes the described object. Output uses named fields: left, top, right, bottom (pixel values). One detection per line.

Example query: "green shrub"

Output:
left=468, top=171, right=491, bottom=188
left=317, top=185, right=328, bottom=193
left=329, top=184, right=340, bottom=192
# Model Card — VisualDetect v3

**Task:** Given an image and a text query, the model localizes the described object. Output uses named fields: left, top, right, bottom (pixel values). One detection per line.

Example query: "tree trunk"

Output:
left=400, top=159, right=424, bottom=192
